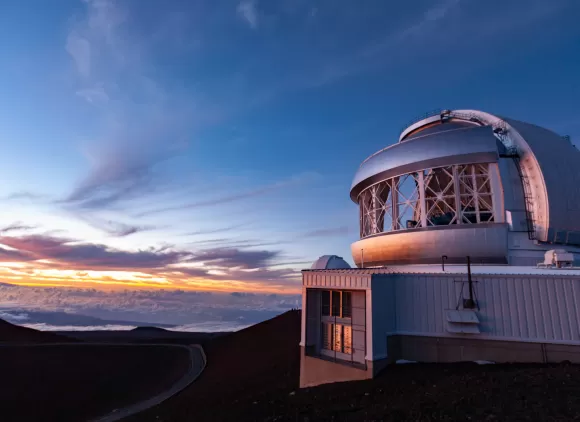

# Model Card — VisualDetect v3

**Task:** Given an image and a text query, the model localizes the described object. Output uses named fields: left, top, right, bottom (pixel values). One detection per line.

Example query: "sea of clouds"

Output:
left=0, top=283, right=300, bottom=331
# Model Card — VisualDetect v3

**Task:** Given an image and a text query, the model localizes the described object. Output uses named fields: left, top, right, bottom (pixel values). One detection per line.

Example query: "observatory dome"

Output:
left=350, top=109, right=580, bottom=267
left=311, top=255, right=351, bottom=270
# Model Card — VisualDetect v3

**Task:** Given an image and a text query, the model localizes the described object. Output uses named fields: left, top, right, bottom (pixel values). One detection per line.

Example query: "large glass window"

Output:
left=358, top=163, right=497, bottom=238
left=321, top=290, right=352, bottom=318
left=321, top=323, right=352, bottom=354
left=321, top=290, right=330, bottom=316
left=341, top=292, right=352, bottom=318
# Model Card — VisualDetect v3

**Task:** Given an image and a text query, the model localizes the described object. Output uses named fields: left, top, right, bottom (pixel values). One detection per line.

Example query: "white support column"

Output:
left=488, top=162, right=505, bottom=223
left=365, top=289, right=373, bottom=361
left=472, top=165, right=480, bottom=223
left=300, top=285, right=307, bottom=347
left=391, top=178, right=399, bottom=230
left=418, top=171, right=427, bottom=228
left=452, top=165, right=463, bottom=224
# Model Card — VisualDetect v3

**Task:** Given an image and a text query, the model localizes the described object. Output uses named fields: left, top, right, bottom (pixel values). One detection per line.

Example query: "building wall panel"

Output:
left=302, top=272, right=371, bottom=289
left=370, top=273, right=580, bottom=360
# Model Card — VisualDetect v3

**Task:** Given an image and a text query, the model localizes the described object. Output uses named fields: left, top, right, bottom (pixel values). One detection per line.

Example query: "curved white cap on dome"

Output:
left=311, top=255, right=351, bottom=270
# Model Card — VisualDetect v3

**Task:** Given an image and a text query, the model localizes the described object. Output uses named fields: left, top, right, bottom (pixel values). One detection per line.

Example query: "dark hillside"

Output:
left=0, top=318, right=76, bottom=343
left=132, top=310, right=580, bottom=421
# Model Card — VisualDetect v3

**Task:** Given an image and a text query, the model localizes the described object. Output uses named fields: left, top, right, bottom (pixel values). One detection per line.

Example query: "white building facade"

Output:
left=300, top=110, right=580, bottom=388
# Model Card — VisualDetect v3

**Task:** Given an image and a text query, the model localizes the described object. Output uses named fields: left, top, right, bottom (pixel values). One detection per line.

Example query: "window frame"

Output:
left=321, top=289, right=353, bottom=318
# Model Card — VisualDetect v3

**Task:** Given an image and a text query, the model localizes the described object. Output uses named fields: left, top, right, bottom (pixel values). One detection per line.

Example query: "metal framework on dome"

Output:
left=359, top=162, right=499, bottom=238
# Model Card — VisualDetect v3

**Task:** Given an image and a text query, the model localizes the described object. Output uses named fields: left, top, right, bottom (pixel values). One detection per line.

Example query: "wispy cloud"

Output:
left=2, top=191, right=49, bottom=202
left=302, top=226, right=349, bottom=238
left=0, top=234, right=191, bottom=270
left=189, top=239, right=288, bottom=249
left=0, top=222, right=37, bottom=234
left=75, top=83, right=109, bottom=104
left=66, top=31, right=91, bottom=78
left=136, top=171, right=319, bottom=217
left=189, top=247, right=279, bottom=269
left=64, top=0, right=195, bottom=211
left=0, top=232, right=301, bottom=289
left=237, top=0, right=259, bottom=29
left=76, top=214, right=156, bottom=237
left=181, top=223, right=252, bottom=237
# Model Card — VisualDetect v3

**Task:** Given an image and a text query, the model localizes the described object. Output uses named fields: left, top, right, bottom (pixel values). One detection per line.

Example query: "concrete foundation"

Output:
left=388, top=335, right=580, bottom=364
left=300, top=337, right=580, bottom=388
left=299, top=346, right=388, bottom=388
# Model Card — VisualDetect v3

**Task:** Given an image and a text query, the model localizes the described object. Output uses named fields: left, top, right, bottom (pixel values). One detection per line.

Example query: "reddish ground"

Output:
left=3, top=312, right=580, bottom=421
left=0, top=344, right=191, bottom=422
left=128, top=309, right=301, bottom=421
left=0, top=318, right=76, bottom=343
left=131, top=310, right=580, bottom=422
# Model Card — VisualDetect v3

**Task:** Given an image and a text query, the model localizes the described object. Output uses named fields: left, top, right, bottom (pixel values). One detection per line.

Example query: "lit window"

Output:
left=321, top=322, right=353, bottom=355
left=331, top=291, right=341, bottom=316
left=343, top=325, right=352, bottom=354
left=321, top=290, right=330, bottom=316
left=322, top=322, right=333, bottom=350
left=342, top=292, right=352, bottom=318
left=322, top=290, right=352, bottom=318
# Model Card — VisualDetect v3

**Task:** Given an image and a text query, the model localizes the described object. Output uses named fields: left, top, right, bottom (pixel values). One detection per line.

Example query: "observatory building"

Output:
left=300, top=109, right=580, bottom=388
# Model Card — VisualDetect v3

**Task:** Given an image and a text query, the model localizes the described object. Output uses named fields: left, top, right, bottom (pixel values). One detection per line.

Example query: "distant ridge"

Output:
left=131, top=326, right=169, bottom=332
left=0, top=318, right=76, bottom=343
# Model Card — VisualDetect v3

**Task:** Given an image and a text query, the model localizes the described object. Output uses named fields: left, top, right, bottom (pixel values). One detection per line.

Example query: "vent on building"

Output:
left=537, top=249, right=574, bottom=268
left=445, top=309, right=480, bottom=334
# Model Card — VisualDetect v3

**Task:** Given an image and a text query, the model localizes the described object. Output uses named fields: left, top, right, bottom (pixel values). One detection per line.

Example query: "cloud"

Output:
left=0, top=311, right=29, bottom=322
left=64, top=0, right=194, bottom=211
left=0, top=233, right=301, bottom=289
left=425, top=0, right=460, bottom=22
left=182, top=223, right=252, bottom=237
left=75, top=214, right=155, bottom=237
left=137, top=171, right=319, bottom=217
left=21, top=323, right=136, bottom=331
left=191, top=240, right=287, bottom=249
left=189, top=247, right=279, bottom=269
left=302, top=226, right=349, bottom=238
left=0, top=284, right=300, bottom=326
left=237, top=0, right=259, bottom=29
left=177, top=265, right=298, bottom=284
left=66, top=31, right=91, bottom=77
left=76, top=84, right=109, bottom=104
left=0, top=234, right=191, bottom=270
left=0, top=222, right=37, bottom=234
left=2, top=191, right=48, bottom=202
left=0, top=246, right=34, bottom=262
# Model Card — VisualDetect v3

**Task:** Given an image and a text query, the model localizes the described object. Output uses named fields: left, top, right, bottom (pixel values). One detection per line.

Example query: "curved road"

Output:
left=0, top=343, right=206, bottom=422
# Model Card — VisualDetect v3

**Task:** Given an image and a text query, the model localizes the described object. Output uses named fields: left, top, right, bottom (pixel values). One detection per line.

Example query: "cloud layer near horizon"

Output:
left=0, top=283, right=300, bottom=328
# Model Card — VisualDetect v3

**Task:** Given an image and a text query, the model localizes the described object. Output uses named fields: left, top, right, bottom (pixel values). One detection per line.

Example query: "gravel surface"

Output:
left=131, top=310, right=580, bottom=422
left=0, top=344, right=191, bottom=422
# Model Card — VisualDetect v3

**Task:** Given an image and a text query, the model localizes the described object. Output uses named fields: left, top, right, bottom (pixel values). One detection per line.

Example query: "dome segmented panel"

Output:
left=311, top=255, right=351, bottom=270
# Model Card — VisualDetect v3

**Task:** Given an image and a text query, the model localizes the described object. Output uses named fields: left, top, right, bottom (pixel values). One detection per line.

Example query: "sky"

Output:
left=1, top=0, right=580, bottom=327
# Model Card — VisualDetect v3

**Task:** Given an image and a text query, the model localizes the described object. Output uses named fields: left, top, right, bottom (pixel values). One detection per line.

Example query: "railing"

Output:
left=400, top=108, right=443, bottom=134
left=360, top=109, right=489, bottom=168
left=511, top=155, right=537, bottom=240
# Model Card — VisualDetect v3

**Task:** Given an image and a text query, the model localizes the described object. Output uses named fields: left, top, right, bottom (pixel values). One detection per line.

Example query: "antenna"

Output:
left=441, top=255, right=448, bottom=271
left=361, top=249, right=364, bottom=268
left=464, top=256, right=477, bottom=309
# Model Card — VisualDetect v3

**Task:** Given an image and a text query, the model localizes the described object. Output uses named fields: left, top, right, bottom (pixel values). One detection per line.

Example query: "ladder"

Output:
left=511, top=155, right=537, bottom=240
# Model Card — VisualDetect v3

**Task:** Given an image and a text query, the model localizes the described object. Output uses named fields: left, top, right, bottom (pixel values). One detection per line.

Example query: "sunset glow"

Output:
left=1, top=0, right=578, bottom=328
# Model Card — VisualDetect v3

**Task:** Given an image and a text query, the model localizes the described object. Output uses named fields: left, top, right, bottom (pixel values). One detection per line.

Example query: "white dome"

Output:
left=311, top=255, right=351, bottom=270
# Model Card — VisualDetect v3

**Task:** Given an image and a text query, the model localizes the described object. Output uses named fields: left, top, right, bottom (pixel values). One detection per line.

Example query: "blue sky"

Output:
left=0, top=0, right=580, bottom=324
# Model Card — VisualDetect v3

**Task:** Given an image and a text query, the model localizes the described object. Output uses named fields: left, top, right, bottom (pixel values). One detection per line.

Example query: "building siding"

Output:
left=370, top=273, right=580, bottom=353
left=303, top=272, right=371, bottom=289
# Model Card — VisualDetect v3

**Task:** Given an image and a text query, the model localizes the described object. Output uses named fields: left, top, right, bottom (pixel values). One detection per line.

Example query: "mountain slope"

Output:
left=0, top=319, right=75, bottom=343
